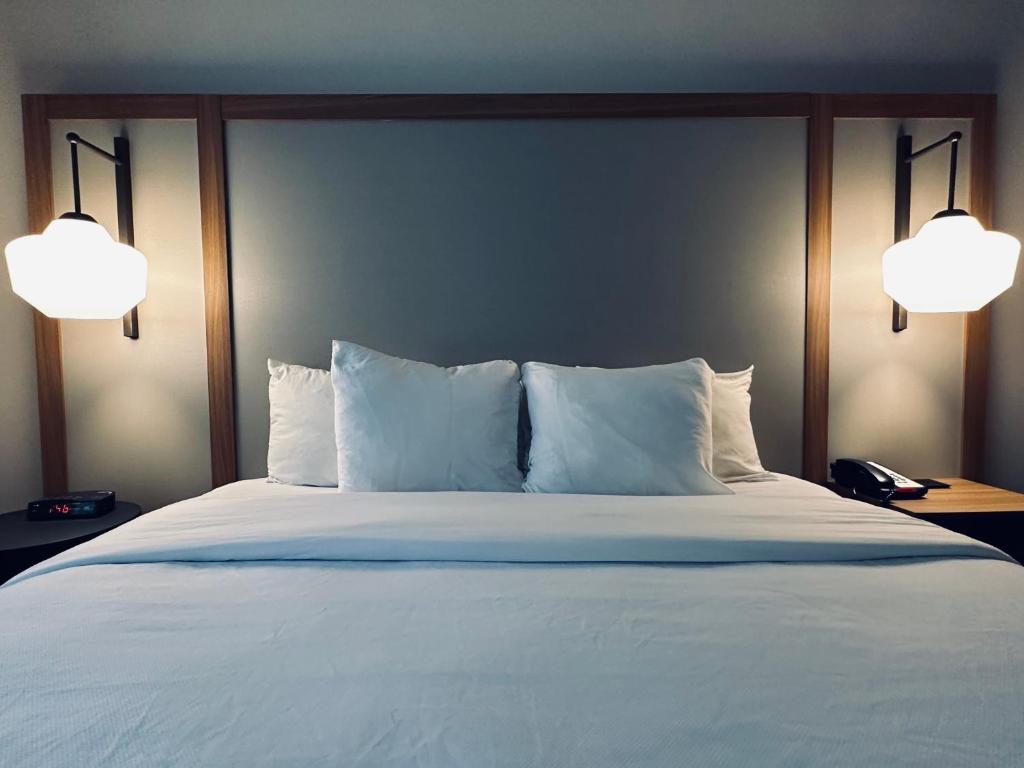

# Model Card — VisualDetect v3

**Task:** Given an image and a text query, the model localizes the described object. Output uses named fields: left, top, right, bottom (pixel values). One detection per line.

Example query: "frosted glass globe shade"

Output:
left=5, top=216, right=147, bottom=319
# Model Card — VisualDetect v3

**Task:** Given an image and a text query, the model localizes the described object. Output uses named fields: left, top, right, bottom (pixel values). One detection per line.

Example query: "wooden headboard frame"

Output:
left=20, top=92, right=996, bottom=494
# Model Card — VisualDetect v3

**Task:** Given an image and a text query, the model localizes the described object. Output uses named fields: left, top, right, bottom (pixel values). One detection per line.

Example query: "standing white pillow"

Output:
left=522, top=359, right=732, bottom=496
left=267, top=359, right=337, bottom=486
left=331, top=341, right=522, bottom=492
left=712, top=366, right=772, bottom=482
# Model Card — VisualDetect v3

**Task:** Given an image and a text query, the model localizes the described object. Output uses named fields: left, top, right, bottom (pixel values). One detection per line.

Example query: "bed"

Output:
left=1, top=474, right=1022, bottom=767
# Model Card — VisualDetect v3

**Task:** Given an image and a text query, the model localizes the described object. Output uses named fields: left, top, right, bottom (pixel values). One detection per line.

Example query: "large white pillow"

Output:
left=267, top=359, right=337, bottom=486
left=522, top=359, right=733, bottom=496
left=331, top=341, right=523, bottom=492
left=712, top=366, right=772, bottom=482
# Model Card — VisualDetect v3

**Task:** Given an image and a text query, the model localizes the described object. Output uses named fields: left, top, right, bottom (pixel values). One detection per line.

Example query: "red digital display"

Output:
left=28, top=493, right=109, bottom=520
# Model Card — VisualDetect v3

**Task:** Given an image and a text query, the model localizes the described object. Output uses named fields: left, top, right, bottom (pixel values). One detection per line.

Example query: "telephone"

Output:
left=830, top=459, right=929, bottom=503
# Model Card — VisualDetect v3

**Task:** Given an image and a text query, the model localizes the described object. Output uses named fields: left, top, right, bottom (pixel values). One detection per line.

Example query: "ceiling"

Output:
left=3, top=0, right=1020, bottom=93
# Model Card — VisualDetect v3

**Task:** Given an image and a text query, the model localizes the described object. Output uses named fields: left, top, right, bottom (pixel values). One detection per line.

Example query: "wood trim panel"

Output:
left=222, top=92, right=813, bottom=120
left=803, top=95, right=834, bottom=483
left=21, top=95, right=68, bottom=496
left=42, top=94, right=199, bottom=120
left=832, top=93, right=987, bottom=118
left=961, top=95, right=996, bottom=480
left=196, top=96, right=238, bottom=487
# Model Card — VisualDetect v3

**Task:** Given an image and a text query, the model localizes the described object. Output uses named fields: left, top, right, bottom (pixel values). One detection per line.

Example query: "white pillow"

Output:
left=522, top=359, right=733, bottom=496
left=331, top=341, right=523, bottom=492
left=712, top=366, right=772, bottom=482
left=267, top=359, right=337, bottom=486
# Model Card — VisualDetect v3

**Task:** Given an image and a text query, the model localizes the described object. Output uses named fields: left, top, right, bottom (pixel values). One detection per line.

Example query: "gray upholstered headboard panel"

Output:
left=226, top=117, right=807, bottom=479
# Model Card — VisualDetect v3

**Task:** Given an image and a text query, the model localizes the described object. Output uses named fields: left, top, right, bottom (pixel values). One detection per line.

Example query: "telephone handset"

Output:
left=830, top=459, right=929, bottom=502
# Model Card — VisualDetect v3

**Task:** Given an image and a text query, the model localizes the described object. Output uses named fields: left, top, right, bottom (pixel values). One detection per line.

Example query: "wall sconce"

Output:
left=883, top=130, right=1019, bottom=332
left=4, top=132, right=146, bottom=338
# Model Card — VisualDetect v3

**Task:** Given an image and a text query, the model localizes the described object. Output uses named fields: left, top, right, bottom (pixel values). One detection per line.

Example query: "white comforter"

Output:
left=1, top=477, right=1022, bottom=767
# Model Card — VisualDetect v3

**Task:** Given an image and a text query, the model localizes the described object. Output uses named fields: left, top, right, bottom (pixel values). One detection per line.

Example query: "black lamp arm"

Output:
left=66, top=132, right=120, bottom=163
left=905, top=130, right=962, bottom=212
left=65, top=132, right=121, bottom=215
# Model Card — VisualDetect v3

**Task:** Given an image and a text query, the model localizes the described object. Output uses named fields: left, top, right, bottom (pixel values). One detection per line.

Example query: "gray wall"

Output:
left=228, top=118, right=807, bottom=479
left=0, top=31, right=42, bottom=512
left=1, top=1, right=1023, bottom=506
left=50, top=120, right=211, bottom=512
left=990, top=48, right=1024, bottom=492
left=830, top=119, right=971, bottom=478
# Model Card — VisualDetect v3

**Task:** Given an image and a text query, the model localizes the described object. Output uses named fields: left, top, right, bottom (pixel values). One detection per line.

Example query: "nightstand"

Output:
left=888, top=478, right=1024, bottom=563
left=0, top=501, right=143, bottom=585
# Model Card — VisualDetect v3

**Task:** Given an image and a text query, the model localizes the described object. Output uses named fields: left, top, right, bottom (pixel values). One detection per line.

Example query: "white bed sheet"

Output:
left=1, top=476, right=1022, bottom=767
left=207, top=471, right=834, bottom=503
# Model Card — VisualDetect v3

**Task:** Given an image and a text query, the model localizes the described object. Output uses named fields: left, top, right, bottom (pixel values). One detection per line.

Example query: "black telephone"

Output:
left=830, top=459, right=930, bottom=503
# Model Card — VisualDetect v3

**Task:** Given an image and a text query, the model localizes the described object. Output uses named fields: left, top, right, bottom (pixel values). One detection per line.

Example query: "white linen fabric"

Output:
left=331, top=340, right=522, bottom=491
left=266, top=359, right=337, bottom=486
left=729, top=471, right=836, bottom=498
left=9, top=482, right=1011, bottom=578
left=1, top=482, right=1022, bottom=768
left=208, top=470, right=823, bottom=503
left=713, top=365, right=772, bottom=481
left=522, top=358, right=732, bottom=496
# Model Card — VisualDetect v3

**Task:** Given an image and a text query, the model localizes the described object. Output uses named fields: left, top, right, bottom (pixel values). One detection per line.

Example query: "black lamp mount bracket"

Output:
left=64, top=131, right=139, bottom=340
left=891, top=129, right=963, bottom=332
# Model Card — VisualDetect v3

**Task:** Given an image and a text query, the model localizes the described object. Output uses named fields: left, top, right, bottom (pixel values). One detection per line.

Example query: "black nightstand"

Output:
left=0, top=501, right=142, bottom=584
left=884, top=478, right=1024, bottom=563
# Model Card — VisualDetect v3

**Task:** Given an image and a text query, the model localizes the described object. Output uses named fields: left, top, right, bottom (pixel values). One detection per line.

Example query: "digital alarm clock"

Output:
left=27, top=491, right=116, bottom=520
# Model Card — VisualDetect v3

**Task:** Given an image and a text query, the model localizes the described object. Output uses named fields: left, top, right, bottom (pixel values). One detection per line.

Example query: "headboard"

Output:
left=227, top=116, right=807, bottom=478
left=20, top=93, right=996, bottom=496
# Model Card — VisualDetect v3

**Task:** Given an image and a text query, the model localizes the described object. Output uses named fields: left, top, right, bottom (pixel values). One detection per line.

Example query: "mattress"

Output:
left=1, top=476, right=1021, bottom=767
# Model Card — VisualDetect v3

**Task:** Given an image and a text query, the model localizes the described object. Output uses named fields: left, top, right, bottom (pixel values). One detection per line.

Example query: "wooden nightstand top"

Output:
left=890, top=478, right=1024, bottom=515
left=0, top=502, right=143, bottom=552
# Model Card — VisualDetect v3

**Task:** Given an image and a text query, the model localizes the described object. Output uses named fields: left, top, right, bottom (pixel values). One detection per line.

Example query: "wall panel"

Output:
left=51, top=119, right=211, bottom=511
left=829, top=118, right=971, bottom=477
left=227, top=117, right=808, bottom=480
